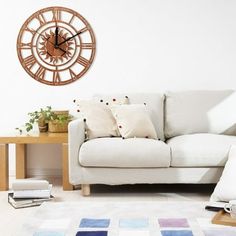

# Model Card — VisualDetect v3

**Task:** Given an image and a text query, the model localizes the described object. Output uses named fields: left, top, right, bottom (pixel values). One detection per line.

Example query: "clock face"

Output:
left=17, top=6, right=96, bottom=86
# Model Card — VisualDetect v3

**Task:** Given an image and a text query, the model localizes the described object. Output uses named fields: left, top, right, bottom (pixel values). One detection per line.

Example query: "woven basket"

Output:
left=53, top=110, right=69, bottom=116
left=48, top=110, right=69, bottom=133
left=48, top=120, right=68, bottom=133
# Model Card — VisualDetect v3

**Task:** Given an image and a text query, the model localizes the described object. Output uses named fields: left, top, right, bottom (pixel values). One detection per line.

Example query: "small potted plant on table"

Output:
left=16, top=106, right=72, bottom=134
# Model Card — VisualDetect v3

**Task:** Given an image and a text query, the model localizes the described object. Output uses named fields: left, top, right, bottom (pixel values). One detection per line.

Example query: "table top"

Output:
left=0, top=132, right=68, bottom=144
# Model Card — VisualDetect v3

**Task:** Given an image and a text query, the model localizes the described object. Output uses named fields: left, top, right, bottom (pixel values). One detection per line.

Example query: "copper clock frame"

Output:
left=17, top=6, right=96, bottom=86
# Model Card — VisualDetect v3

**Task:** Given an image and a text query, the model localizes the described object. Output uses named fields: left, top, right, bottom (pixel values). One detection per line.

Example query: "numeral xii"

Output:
left=52, top=9, right=61, bottom=21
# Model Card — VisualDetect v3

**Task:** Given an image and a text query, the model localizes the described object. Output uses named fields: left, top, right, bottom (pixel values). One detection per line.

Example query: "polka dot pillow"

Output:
left=73, top=96, right=129, bottom=139
left=111, top=104, right=157, bottom=139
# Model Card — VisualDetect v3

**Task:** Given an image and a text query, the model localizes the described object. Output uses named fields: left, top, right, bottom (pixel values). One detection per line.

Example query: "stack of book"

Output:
left=8, top=180, right=54, bottom=209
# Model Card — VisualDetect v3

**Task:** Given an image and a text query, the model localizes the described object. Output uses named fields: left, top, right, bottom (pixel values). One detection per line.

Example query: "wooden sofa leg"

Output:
left=81, top=184, right=90, bottom=196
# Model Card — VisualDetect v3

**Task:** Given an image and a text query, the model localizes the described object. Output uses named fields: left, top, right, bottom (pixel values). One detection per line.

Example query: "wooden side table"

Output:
left=0, top=132, right=73, bottom=191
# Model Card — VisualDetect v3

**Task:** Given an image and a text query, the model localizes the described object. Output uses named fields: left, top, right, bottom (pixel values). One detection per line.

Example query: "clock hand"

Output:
left=57, top=31, right=82, bottom=46
left=55, top=27, right=59, bottom=47
left=58, top=47, right=66, bottom=53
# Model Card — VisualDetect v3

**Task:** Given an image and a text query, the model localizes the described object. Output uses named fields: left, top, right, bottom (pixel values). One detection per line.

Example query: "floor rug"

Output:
left=18, top=201, right=236, bottom=236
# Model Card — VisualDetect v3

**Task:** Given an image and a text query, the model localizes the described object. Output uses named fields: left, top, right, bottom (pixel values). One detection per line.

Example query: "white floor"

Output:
left=0, top=177, right=215, bottom=236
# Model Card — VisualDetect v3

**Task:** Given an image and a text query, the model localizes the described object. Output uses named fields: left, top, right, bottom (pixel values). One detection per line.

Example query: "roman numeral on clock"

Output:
left=53, top=71, right=61, bottom=83
left=69, top=69, right=77, bottom=80
left=76, top=56, right=89, bottom=67
left=23, top=55, right=36, bottom=69
left=35, top=66, right=46, bottom=80
left=69, top=15, right=75, bottom=24
left=36, top=14, right=46, bottom=26
left=52, top=9, right=61, bottom=21
left=78, top=27, right=88, bottom=34
left=19, top=42, right=32, bottom=50
left=25, top=27, right=36, bottom=36
left=80, top=43, right=94, bottom=49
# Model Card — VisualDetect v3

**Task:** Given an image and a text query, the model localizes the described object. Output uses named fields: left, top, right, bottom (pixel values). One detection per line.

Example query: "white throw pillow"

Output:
left=75, top=100, right=119, bottom=139
left=93, top=95, right=129, bottom=106
left=210, top=145, right=236, bottom=202
left=111, top=104, right=157, bottom=139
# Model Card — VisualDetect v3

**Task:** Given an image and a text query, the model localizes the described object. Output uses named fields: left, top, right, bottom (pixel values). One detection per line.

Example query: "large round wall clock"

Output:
left=17, top=6, right=96, bottom=86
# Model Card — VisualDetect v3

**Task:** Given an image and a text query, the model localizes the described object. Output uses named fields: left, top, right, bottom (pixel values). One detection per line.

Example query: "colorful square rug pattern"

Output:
left=19, top=202, right=236, bottom=236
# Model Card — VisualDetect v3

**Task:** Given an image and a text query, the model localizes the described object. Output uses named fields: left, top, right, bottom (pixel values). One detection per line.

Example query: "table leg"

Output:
left=16, top=144, right=26, bottom=179
left=62, top=143, right=73, bottom=190
left=0, top=144, right=9, bottom=190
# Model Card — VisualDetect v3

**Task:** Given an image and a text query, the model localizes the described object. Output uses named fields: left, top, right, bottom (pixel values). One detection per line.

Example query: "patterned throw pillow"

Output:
left=111, top=104, right=157, bottom=139
left=93, top=95, right=129, bottom=106
left=73, top=96, right=129, bottom=139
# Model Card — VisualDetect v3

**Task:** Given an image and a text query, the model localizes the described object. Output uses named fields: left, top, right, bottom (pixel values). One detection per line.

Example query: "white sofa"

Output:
left=68, top=90, right=236, bottom=195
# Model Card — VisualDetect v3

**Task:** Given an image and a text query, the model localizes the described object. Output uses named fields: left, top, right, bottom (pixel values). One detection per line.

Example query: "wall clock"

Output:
left=17, top=6, right=96, bottom=86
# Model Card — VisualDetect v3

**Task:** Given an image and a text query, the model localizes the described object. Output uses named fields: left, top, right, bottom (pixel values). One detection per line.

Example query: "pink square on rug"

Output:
left=158, top=218, right=189, bottom=228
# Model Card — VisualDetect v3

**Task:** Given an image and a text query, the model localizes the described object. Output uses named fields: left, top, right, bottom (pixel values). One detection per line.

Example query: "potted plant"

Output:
left=48, top=110, right=72, bottom=133
left=16, top=106, right=73, bottom=134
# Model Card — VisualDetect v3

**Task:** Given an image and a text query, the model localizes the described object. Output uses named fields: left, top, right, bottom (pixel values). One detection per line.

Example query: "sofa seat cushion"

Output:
left=167, top=133, right=236, bottom=167
left=79, top=137, right=170, bottom=168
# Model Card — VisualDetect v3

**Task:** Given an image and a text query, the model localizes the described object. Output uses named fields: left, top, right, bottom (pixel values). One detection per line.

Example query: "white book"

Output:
left=13, top=184, right=52, bottom=198
left=12, top=180, right=49, bottom=190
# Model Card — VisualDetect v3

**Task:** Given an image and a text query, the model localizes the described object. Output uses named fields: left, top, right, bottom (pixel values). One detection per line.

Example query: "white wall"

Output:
left=1, top=0, right=236, bottom=176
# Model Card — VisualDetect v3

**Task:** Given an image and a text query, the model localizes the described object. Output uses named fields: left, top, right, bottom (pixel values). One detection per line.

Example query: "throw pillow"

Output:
left=93, top=95, right=129, bottom=106
left=210, top=145, right=236, bottom=202
left=73, top=96, right=129, bottom=139
left=74, top=100, right=119, bottom=139
left=111, top=104, right=158, bottom=139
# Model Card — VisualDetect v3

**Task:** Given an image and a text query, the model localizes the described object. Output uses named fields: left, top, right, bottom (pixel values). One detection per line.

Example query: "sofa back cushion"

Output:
left=94, top=93, right=165, bottom=141
left=165, top=90, right=236, bottom=138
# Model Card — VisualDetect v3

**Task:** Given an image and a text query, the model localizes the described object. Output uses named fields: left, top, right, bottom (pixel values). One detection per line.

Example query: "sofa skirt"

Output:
left=69, top=167, right=223, bottom=185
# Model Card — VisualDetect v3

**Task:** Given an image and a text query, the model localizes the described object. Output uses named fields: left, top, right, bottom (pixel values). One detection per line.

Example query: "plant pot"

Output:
left=47, top=110, right=70, bottom=133
left=38, top=118, right=48, bottom=132
left=38, top=124, right=48, bottom=132
left=48, top=120, right=68, bottom=133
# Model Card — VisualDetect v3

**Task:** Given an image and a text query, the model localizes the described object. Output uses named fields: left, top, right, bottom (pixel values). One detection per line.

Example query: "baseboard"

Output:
left=9, top=168, right=62, bottom=177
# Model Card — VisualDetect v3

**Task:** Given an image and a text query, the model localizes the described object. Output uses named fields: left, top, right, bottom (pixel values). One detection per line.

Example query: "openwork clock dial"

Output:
left=17, top=6, right=96, bottom=86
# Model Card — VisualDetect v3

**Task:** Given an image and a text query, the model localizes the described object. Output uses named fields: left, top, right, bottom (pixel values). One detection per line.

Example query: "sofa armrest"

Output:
left=68, top=119, right=85, bottom=184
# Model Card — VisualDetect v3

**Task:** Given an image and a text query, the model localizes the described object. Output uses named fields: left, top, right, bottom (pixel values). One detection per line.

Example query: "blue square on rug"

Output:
left=79, top=218, right=110, bottom=228
left=119, top=218, right=149, bottom=228
left=161, top=230, right=193, bottom=236
left=33, top=231, right=65, bottom=236
left=76, top=231, right=107, bottom=236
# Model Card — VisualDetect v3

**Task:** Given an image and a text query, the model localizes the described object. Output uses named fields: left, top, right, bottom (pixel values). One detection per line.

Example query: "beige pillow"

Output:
left=75, top=100, right=118, bottom=139
left=93, top=95, right=129, bottom=106
left=74, top=96, right=129, bottom=139
left=111, top=104, right=157, bottom=139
